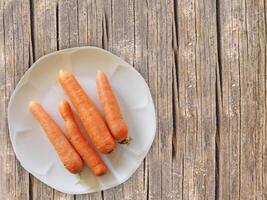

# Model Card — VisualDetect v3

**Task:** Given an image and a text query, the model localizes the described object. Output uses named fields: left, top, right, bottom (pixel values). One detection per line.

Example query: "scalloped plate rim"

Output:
left=7, top=46, right=156, bottom=194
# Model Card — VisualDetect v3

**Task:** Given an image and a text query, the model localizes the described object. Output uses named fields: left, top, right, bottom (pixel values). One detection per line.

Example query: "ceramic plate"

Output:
left=8, top=47, right=156, bottom=194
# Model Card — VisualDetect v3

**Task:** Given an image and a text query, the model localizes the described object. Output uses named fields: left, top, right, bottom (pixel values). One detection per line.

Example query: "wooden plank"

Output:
left=0, top=1, right=5, bottom=198
left=217, top=0, right=267, bottom=199
left=77, top=0, right=88, bottom=46
left=13, top=0, right=32, bottom=198
left=0, top=0, right=16, bottom=199
left=173, top=0, right=217, bottom=199
left=76, top=193, right=103, bottom=200
left=33, top=0, right=58, bottom=59
left=0, top=0, right=31, bottom=199
left=263, top=2, right=267, bottom=199
left=171, top=1, right=185, bottom=199
left=251, top=0, right=266, bottom=195
left=216, top=0, right=241, bottom=199
left=145, top=0, right=175, bottom=199
left=194, top=0, right=217, bottom=198
left=31, top=0, right=57, bottom=199
left=145, top=1, right=162, bottom=199
left=86, top=0, right=104, bottom=48
left=58, top=0, right=78, bottom=50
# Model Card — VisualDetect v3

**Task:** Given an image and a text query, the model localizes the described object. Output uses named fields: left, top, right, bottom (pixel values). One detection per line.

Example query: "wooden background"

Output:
left=0, top=0, right=266, bottom=199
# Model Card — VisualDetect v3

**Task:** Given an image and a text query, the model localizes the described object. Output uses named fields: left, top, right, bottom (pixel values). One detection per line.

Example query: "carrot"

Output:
left=28, top=101, right=83, bottom=174
left=58, top=70, right=116, bottom=154
left=96, top=71, right=128, bottom=141
left=59, top=100, right=108, bottom=176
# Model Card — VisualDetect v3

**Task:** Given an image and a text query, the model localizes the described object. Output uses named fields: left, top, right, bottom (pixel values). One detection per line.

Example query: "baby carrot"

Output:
left=96, top=71, right=128, bottom=141
left=29, top=101, right=83, bottom=174
left=59, top=100, right=108, bottom=176
left=58, top=70, right=116, bottom=154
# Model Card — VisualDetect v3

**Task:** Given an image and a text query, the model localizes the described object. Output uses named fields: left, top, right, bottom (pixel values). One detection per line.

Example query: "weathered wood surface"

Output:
left=0, top=0, right=266, bottom=199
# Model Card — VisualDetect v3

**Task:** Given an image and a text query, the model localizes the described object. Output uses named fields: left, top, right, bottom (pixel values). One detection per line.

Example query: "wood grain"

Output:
left=0, top=0, right=31, bottom=199
left=173, top=0, right=217, bottom=199
left=217, top=0, right=267, bottom=199
left=0, top=0, right=266, bottom=199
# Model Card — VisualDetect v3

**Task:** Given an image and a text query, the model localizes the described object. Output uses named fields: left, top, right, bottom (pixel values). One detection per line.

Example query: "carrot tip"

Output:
left=59, top=99, right=68, bottom=108
left=29, top=100, right=39, bottom=109
left=96, top=70, right=105, bottom=77
left=58, top=69, right=71, bottom=80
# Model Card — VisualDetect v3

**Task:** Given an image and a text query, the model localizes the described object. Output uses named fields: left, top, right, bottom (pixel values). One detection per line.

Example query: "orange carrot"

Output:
left=96, top=71, right=128, bottom=141
left=29, top=101, right=83, bottom=174
left=58, top=70, right=116, bottom=154
left=59, top=100, right=108, bottom=176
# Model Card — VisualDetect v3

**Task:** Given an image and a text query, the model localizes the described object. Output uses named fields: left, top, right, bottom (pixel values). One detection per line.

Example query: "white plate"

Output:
left=8, top=47, right=156, bottom=194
